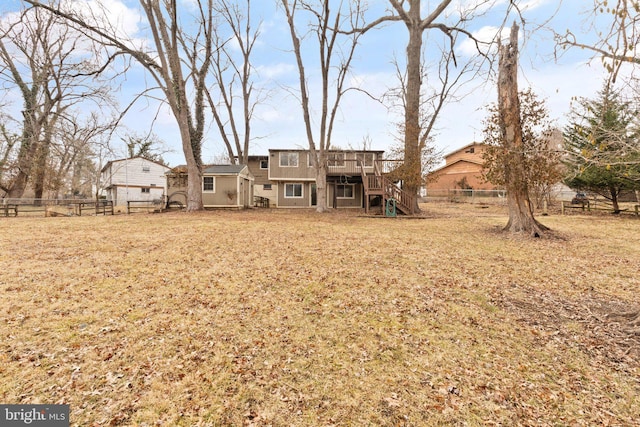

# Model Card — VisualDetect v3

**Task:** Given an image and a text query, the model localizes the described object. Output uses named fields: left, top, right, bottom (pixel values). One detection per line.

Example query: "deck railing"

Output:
left=360, top=162, right=415, bottom=215
left=327, top=159, right=371, bottom=175
left=326, top=159, right=405, bottom=176
left=383, top=178, right=415, bottom=214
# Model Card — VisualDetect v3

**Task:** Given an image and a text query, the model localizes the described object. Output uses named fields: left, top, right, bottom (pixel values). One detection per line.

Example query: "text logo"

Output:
left=1, top=405, right=69, bottom=426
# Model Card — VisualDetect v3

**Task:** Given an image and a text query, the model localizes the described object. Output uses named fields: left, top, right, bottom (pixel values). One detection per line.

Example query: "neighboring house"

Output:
left=166, top=164, right=254, bottom=209
left=427, top=143, right=495, bottom=192
left=100, top=157, right=170, bottom=206
left=266, top=148, right=388, bottom=209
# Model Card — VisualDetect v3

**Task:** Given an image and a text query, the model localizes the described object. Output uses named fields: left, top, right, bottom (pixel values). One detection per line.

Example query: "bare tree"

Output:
left=347, top=0, right=494, bottom=211
left=0, top=122, right=19, bottom=196
left=555, top=0, right=640, bottom=83
left=497, top=22, right=549, bottom=237
left=0, top=5, right=118, bottom=200
left=383, top=36, right=478, bottom=193
left=281, top=0, right=365, bottom=212
left=0, top=7, right=66, bottom=199
left=206, top=0, right=263, bottom=166
left=50, top=111, right=117, bottom=198
left=25, top=0, right=216, bottom=211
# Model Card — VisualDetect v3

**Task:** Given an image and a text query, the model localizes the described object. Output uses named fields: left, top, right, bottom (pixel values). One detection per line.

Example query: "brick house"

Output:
left=427, top=143, right=496, bottom=192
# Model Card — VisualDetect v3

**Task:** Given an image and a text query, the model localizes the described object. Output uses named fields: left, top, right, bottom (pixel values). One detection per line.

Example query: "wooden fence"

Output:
left=0, top=199, right=113, bottom=217
left=561, top=200, right=639, bottom=216
left=126, top=200, right=163, bottom=214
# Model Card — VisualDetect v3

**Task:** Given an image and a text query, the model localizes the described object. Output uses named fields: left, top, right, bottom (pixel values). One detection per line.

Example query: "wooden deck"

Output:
left=359, top=161, right=415, bottom=215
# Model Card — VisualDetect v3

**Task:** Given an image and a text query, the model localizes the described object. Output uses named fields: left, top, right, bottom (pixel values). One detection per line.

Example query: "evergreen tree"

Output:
left=563, top=86, right=640, bottom=213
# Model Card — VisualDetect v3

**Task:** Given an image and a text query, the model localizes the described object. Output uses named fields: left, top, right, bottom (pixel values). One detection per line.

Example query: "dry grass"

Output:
left=0, top=203, right=638, bottom=426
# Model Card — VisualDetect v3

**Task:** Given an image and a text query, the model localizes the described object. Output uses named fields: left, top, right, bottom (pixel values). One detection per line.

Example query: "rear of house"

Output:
left=246, top=155, right=275, bottom=207
left=266, top=149, right=384, bottom=209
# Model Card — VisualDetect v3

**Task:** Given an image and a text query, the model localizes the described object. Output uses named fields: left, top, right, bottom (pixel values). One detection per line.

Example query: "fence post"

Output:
left=561, top=201, right=565, bottom=215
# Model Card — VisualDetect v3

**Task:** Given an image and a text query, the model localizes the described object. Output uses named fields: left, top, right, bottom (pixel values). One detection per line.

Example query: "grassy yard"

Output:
left=0, top=203, right=638, bottom=426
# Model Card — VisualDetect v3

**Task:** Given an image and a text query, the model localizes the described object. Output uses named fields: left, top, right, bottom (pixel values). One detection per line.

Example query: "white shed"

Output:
left=100, top=157, right=170, bottom=206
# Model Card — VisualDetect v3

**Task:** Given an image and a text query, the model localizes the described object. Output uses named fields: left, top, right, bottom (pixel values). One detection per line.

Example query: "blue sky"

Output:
left=0, top=0, right=617, bottom=167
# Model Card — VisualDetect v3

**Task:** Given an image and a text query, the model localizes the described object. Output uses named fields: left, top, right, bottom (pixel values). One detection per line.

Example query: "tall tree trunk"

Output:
left=32, top=131, right=52, bottom=201
left=7, top=171, right=30, bottom=199
left=403, top=5, right=423, bottom=212
left=315, top=163, right=328, bottom=213
left=498, top=23, right=548, bottom=237
left=177, top=115, right=203, bottom=211
left=610, top=185, right=620, bottom=213
left=7, top=122, right=39, bottom=199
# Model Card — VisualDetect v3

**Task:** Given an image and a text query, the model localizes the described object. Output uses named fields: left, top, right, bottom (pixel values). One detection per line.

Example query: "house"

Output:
left=165, top=164, right=254, bottom=209
left=259, top=148, right=415, bottom=214
left=245, top=155, right=275, bottom=207
left=426, top=142, right=495, bottom=192
left=100, top=157, right=170, bottom=206
left=263, top=149, right=383, bottom=209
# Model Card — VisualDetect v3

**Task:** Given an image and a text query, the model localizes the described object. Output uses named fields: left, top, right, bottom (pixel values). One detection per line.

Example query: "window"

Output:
left=260, top=159, right=269, bottom=169
left=356, top=152, right=374, bottom=167
left=336, top=184, right=354, bottom=198
left=263, top=184, right=272, bottom=190
left=279, top=152, right=299, bottom=167
left=285, top=183, right=303, bottom=198
left=328, top=152, right=345, bottom=167
left=141, top=187, right=151, bottom=193
left=142, top=166, right=150, bottom=172
left=465, top=147, right=475, bottom=154
left=203, top=176, right=215, bottom=192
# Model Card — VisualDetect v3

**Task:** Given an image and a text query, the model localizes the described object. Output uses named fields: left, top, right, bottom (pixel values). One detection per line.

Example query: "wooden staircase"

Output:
left=360, top=161, right=416, bottom=215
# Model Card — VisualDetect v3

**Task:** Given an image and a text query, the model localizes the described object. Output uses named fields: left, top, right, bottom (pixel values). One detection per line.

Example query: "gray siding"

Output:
left=269, top=151, right=315, bottom=180
left=277, top=182, right=313, bottom=208
left=328, top=183, right=364, bottom=208
left=203, top=176, right=239, bottom=206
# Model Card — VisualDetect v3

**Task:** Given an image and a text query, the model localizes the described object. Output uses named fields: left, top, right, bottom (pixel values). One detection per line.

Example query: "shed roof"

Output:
left=203, top=164, right=247, bottom=174
left=166, top=165, right=250, bottom=175
left=167, top=164, right=248, bottom=175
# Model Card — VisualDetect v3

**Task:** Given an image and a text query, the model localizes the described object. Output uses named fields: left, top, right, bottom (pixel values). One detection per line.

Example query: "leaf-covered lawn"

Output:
left=0, top=204, right=638, bottom=426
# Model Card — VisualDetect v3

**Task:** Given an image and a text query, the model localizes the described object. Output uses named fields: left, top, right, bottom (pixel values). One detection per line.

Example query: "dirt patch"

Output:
left=495, top=287, right=640, bottom=371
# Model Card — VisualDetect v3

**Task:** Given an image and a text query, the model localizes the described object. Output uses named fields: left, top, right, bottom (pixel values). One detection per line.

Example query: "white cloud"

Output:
left=451, top=0, right=549, bottom=16
left=256, top=63, right=296, bottom=80
left=457, top=25, right=511, bottom=56
left=61, top=0, right=143, bottom=40
left=517, top=0, right=552, bottom=12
